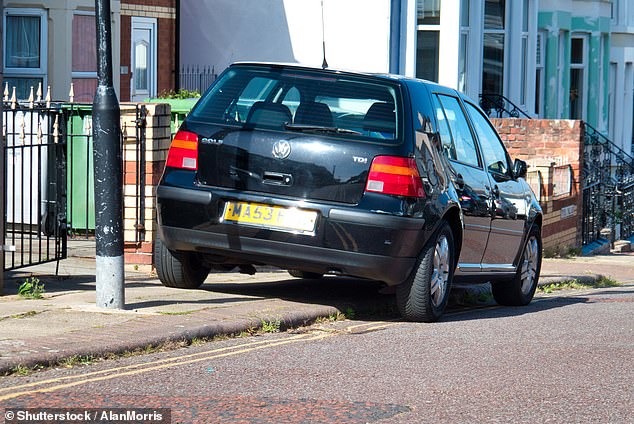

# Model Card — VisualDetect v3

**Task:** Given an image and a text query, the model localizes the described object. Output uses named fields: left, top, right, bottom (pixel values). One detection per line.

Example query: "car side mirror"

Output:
left=513, top=158, right=527, bottom=179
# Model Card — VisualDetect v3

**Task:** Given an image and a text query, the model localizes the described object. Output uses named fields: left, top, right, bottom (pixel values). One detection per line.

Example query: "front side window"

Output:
left=3, top=8, right=47, bottom=99
left=190, top=66, right=402, bottom=143
left=465, top=102, right=510, bottom=176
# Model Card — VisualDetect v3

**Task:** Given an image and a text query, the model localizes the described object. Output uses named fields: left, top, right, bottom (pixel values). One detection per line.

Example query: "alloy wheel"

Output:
left=520, top=235, right=539, bottom=295
left=431, top=235, right=450, bottom=307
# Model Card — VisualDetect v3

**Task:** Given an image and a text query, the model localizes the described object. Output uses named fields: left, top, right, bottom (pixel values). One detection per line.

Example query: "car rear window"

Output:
left=189, top=65, right=403, bottom=143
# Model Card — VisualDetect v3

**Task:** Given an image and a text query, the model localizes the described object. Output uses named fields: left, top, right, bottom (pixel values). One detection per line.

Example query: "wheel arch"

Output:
left=442, top=206, right=463, bottom=270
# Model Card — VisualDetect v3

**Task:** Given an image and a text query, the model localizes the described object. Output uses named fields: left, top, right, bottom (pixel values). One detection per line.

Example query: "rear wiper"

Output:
left=284, top=123, right=362, bottom=135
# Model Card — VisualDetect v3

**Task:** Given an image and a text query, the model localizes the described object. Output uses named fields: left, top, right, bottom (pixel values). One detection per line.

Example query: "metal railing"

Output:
left=479, top=93, right=532, bottom=119
left=179, top=65, right=218, bottom=94
left=582, top=123, right=634, bottom=245
left=2, top=100, right=67, bottom=270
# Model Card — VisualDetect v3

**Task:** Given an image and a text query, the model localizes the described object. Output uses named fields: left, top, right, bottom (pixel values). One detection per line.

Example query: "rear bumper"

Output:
left=159, top=225, right=416, bottom=286
left=157, top=185, right=426, bottom=286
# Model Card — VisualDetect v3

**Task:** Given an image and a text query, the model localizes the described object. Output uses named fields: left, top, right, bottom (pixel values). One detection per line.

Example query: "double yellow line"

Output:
left=0, top=321, right=398, bottom=402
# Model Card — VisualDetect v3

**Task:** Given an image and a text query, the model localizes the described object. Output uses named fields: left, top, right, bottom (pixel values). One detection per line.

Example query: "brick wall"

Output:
left=492, top=118, right=585, bottom=252
left=121, top=103, right=171, bottom=265
left=119, top=1, right=176, bottom=101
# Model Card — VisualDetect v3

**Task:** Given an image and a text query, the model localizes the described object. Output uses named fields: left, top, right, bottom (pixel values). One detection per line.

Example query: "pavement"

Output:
left=0, top=250, right=632, bottom=375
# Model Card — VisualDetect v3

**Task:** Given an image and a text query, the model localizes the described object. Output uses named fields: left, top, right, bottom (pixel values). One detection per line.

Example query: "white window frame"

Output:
left=458, top=0, right=470, bottom=93
left=482, top=0, right=509, bottom=96
left=131, top=16, right=158, bottom=101
left=535, top=31, right=546, bottom=117
left=570, top=33, right=589, bottom=120
left=557, top=31, right=566, bottom=117
left=3, top=8, right=48, bottom=93
left=72, top=12, right=98, bottom=81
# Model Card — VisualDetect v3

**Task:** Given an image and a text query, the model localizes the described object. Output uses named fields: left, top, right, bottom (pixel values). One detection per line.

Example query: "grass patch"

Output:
left=538, top=277, right=621, bottom=294
left=59, top=355, right=95, bottom=368
left=17, top=277, right=45, bottom=299
left=314, top=311, right=347, bottom=324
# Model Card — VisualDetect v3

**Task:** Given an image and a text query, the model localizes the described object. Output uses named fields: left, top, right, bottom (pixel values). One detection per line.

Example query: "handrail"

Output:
left=584, top=123, right=634, bottom=175
left=479, top=93, right=532, bottom=119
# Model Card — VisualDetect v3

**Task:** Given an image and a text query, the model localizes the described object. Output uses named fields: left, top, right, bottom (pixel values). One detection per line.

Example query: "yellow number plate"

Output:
left=222, top=202, right=318, bottom=235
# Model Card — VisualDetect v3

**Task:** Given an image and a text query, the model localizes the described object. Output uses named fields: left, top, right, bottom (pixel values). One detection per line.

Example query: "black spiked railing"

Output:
left=479, top=93, right=532, bottom=119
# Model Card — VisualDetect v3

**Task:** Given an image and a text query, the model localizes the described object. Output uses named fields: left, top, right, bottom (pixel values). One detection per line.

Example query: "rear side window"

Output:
left=434, top=94, right=480, bottom=168
left=189, top=66, right=402, bottom=143
left=465, top=102, right=511, bottom=176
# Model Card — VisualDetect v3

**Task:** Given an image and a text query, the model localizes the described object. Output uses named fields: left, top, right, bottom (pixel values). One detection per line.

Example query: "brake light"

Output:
left=166, top=130, right=198, bottom=170
left=365, top=156, right=425, bottom=198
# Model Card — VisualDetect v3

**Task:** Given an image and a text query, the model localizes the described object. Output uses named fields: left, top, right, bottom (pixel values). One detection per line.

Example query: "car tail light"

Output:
left=365, top=156, right=425, bottom=198
left=166, top=130, right=198, bottom=170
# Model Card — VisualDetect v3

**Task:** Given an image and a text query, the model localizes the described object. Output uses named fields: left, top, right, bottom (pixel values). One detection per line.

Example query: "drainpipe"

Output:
left=93, top=0, right=125, bottom=309
left=389, top=0, right=402, bottom=75
left=175, top=0, right=180, bottom=90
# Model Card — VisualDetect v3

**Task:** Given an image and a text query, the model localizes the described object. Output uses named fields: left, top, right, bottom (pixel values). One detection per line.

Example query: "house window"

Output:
left=416, top=0, right=441, bottom=82
left=569, top=35, right=587, bottom=120
left=482, top=0, right=506, bottom=95
left=557, top=31, right=566, bottom=117
left=72, top=13, right=98, bottom=102
left=535, top=31, right=545, bottom=116
left=3, top=8, right=47, bottom=100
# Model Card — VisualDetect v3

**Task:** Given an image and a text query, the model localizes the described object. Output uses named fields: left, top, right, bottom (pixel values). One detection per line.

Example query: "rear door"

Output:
left=432, top=93, right=492, bottom=271
left=464, top=101, right=527, bottom=269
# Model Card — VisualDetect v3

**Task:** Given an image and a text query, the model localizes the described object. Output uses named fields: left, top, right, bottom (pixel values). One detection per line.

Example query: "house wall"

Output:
left=492, top=118, right=585, bottom=252
left=179, top=0, right=392, bottom=75
left=609, top=0, right=634, bottom=156
left=119, top=0, right=176, bottom=101
left=538, top=0, right=611, bottom=130
left=3, top=0, right=121, bottom=101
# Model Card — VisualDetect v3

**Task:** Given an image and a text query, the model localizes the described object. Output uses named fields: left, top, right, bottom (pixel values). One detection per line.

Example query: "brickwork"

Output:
left=492, top=118, right=585, bottom=252
left=121, top=103, right=171, bottom=265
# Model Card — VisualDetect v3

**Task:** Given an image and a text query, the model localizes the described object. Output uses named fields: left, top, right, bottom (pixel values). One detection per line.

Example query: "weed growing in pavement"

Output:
left=60, top=355, right=95, bottom=368
left=157, top=310, right=196, bottom=316
left=543, top=246, right=582, bottom=259
left=344, top=307, right=356, bottom=320
left=315, top=311, right=347, bottom=324
left=17, top=277, right=45, bottom=299
left=8, top=364, right=44, bottom=376
left=538, top=277, right=621, bottom=294
left=260, top=319, right=281, bottom=333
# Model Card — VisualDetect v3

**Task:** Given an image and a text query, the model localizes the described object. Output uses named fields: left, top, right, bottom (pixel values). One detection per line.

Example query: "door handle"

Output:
left=492, top=185, right=500, bottom=197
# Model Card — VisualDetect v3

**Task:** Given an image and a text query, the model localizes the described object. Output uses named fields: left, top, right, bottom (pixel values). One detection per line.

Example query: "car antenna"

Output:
left=321, top=0, right=328, bottom=69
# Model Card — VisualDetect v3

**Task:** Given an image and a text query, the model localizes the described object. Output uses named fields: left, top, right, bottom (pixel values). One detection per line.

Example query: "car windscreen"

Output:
left=188, top=66, right=403, bottom=144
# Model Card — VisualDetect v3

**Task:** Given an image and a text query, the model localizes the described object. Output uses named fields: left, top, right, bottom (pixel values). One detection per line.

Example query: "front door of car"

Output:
left=433, top=94, right=493, bottom=271
left=464, top=102, right=527, bottom=270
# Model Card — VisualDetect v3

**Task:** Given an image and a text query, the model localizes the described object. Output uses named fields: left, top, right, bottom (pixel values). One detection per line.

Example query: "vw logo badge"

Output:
left=272, top=140, right=291, bottom=159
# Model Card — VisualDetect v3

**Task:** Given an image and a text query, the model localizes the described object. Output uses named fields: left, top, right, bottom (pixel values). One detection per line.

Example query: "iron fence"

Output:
left=2, top=101, right=67, bottom=270
left=179, top=65, right=218, bottom=94
left=582, top=123, right=634, bottom=245
left=2, top=86, right=148, bottom=270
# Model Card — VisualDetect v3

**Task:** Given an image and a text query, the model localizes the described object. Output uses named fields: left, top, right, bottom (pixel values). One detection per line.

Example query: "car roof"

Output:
left=230, top=61, right=408, bottom=83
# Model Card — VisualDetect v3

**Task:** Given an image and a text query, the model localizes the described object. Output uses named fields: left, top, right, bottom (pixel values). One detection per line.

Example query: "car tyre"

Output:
left=396, top=221, right=454, bottom=322
left=491, top=227, right=542, bottom=306
left=288, top=270, right=324, bottom=279
left=154, top=238, right=210, bottom=289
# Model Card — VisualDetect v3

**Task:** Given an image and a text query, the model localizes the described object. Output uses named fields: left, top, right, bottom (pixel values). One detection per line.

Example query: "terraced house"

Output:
left=2, top=0, right=177, bottom=101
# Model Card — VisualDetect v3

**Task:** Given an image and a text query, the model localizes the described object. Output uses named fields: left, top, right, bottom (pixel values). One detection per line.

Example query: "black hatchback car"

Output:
left=155, top=63, right=542, bottom=322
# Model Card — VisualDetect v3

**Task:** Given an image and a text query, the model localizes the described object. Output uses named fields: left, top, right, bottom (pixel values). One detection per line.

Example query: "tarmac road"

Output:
left=1, top=283, right=632, bottom=423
